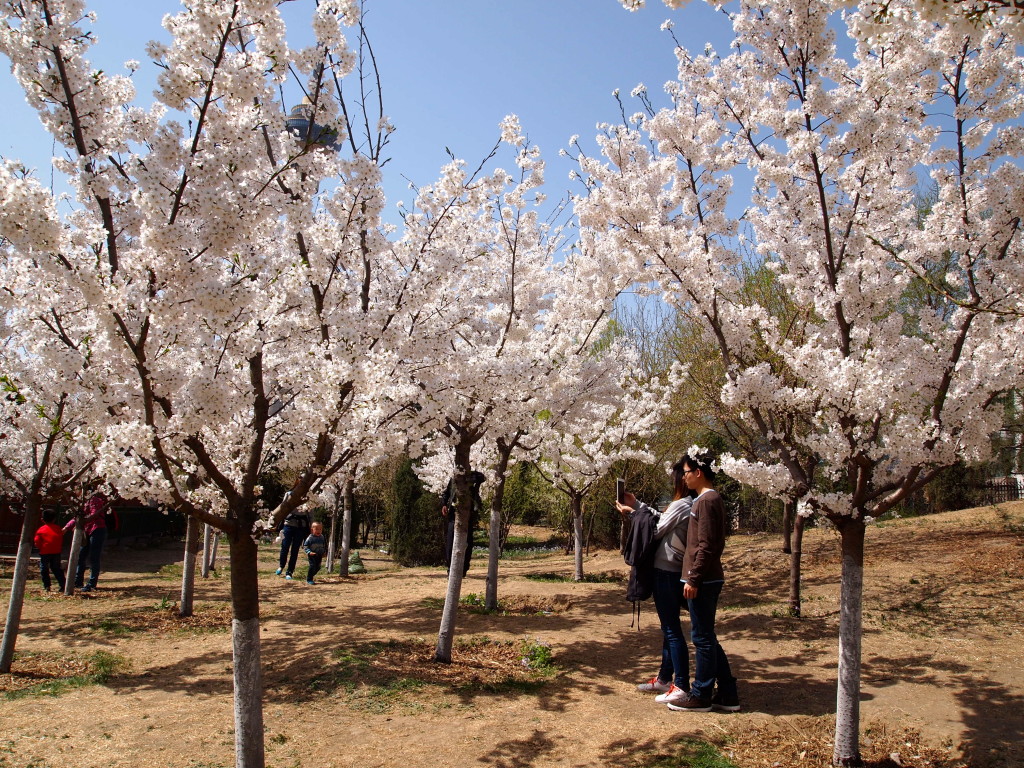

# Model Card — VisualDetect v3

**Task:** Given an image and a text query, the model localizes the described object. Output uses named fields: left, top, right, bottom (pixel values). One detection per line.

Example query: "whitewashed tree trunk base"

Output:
left=232, top=616, right=265, bottom=768
left=833, top=519, right=865, bottom=767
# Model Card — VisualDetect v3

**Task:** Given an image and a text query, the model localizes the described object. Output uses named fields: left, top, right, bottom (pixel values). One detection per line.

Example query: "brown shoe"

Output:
left=666, top=692, right=712, bottom=712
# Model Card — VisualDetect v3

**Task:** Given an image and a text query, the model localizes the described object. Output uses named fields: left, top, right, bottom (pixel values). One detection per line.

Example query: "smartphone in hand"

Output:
left=616, top=478, right=625, bottom=505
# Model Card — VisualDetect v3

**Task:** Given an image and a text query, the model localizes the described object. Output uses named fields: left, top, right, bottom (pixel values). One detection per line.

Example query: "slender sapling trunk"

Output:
left=572, top=494, right=585, bottom=582
left=782, top=498, right=795, bottom=554
left=788, top=511, right=805, bottom=617
left=180, top=514, right=201, bottom=617
left=340, top=476, right=354, bottom=577
left=63, top=523, right=84, bottom=596
left=485, top=448, right=512, bottom=611
left=0, top=500, right=42, bottom=673
left=201, top=523, right=213, bottom=578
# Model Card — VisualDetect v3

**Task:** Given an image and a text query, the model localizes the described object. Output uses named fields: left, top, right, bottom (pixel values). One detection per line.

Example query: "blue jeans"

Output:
left=75, top=527, right=107, bottom=589
left=306, top=553, right=323, bottom=582
left=652, top=568, right=689, bottom=689
left=278, top=526, right=307, bottom=575
left=687, top=580, right=737, bottom=700
left=39, top=554, right=66, bottom=591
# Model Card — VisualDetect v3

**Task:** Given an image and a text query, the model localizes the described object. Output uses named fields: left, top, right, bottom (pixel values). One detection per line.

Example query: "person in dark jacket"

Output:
left=666, top=452, right=740, bottom=713
left=276, top=505, right=311, bottom=580
left=64, top=490, right=112, bottom=592
left=302, top=521, right=327, bottom=585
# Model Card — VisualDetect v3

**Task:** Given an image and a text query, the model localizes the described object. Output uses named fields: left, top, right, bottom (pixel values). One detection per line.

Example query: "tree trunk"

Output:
left=782, top=498, right=795, bottom=554
left=572, top=494, right=585, bottom=582
left=209, top=532, right=220, bottom=571
left=325, top=504, right=339, bottom=575
left=201, top=523, right=213, bottom=578
left=340, top=476, right=354, bottom=577
left=180, top=514, right=201, bottom=617
left=63, top=523, right=84, bottom=596
left=788, top=511, right=805, bottom=617
left=228, top=527, right=264, bottom=768
left=833, top=516, right=866, bottom=767
left=0, top=499, right=42, bottom=673
left=485, top=447, right=513, bottom=611
left=435, top=443, right=473, bottom=663
left=1014, top=391, right=1023, bottom=475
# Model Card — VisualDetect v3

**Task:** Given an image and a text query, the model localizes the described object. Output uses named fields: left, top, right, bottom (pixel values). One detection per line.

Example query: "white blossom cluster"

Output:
left=0, top=0, right=419, bottom=533
left=581, top=0, right=1024, bottom=520
left=0, top=1, right=665, bottom=548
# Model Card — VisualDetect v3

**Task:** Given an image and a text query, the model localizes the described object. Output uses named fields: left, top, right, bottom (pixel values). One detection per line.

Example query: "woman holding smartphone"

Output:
left=616, top=459, right=695, bottom=704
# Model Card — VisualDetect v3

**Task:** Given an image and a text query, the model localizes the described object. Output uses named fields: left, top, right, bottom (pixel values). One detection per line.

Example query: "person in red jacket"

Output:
left=33, top=509, right=66, bottom=592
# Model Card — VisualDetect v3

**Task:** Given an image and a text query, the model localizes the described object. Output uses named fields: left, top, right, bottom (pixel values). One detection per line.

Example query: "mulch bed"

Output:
left=724, top=715, right=968, bottom=768
left=0, top=652, right=96, bottom=695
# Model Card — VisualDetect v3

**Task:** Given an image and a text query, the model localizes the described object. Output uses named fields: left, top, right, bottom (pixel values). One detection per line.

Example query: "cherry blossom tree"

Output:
left=0, top=2, right=423, bottom=766
left=395, top=118, right=632, bottom=661
left=532, top=349, right=679, bottom=581
left=0, top=162, right=105, bottom=669
left=0, top=367, right=97, bottom=671
left=584, top=0, right=1023, bottom=763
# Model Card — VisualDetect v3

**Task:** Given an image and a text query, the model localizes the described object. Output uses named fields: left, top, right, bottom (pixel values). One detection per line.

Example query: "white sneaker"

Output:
left=636, top=677, right=672, bottom=693
left=655, top=684, right=689, bottom=704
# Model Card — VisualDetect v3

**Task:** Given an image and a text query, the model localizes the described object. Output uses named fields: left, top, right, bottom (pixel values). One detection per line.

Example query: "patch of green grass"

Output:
left=153, top=595, right=174, bottom=611
left=499, top=543, right=565, bottom=560
left=347, top=678, right=425, bottom=713
left=420, top=594, right=500, bottom=613
left=93, top=617, right=134, bottom=636
left=519, top=638, right=555, bottom=673
left=3, top=651, right=128, bottom=700
left=632, top=738, right=739, bottom=768
left=523, top=571, right=622, bottom=583
left=996, top=506, right=1024, bottom=533
left=503, top=535, right=540, bottom=548
left=460, top=677, right=550, bottom=695
left=157, top=563, right=183, bottom=579
left=310, top=641, right=392, bottom=691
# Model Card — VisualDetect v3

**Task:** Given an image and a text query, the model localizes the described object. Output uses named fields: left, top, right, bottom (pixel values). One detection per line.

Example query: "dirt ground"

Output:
left=1, top=502, right=1022, bottom=768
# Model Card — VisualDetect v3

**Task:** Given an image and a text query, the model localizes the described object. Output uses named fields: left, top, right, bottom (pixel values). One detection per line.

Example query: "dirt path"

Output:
left=1, top=503, right=1021, bottom=768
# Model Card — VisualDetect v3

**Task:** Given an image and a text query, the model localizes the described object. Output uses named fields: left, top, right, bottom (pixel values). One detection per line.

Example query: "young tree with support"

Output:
left=589, top=1, right=1024, bottom=763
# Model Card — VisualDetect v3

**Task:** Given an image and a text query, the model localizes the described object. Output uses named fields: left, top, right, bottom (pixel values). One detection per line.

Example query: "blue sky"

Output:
left=0, top=0, right=734, bottom=222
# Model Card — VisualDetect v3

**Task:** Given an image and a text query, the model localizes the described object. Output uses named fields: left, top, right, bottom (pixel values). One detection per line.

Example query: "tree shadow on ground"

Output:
left=109, top=648, right=234, bottom=697
left=955, top=675, right=1024, bottom=768
left=477, top=729, right=565, bottom=768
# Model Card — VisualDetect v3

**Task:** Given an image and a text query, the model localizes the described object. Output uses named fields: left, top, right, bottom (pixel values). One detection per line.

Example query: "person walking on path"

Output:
left=302, top=522, right=327, bottom=585
left=34, top=509, right=66, bottom=592
left=276, top=506, right=311, bottom=580
left=667, top=453, right=741, bottom=713
left=617, top=459, right=695, bottom=703
left=64, top=490, right=112, bottom=592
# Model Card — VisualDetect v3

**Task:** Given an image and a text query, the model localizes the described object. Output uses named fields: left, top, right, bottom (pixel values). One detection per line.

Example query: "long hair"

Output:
left=670, top=459, right=688, bottom=501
